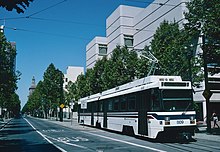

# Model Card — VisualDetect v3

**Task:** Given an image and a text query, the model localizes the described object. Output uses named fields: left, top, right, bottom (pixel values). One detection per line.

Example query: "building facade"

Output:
left=86, top=0, right=188, bottom=69
left=63, top=66, right=84, bottom=91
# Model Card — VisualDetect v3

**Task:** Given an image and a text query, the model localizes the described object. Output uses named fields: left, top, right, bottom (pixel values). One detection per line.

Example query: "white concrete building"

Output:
left=86, top=37, right=107, bottom=69
left=86, top=0, right=189, bottom=69
left=63, top=66, right=84, bottom=91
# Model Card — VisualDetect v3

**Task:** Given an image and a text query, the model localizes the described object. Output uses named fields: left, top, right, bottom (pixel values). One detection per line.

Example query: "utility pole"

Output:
left=202, top=34, right=211, bottom=133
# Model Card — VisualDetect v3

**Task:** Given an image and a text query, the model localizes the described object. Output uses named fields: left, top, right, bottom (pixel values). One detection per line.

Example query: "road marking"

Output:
left=82, top=131, right=167, bottom=152
left=42, top=129, right=64, bottom=132
left=24, top=118, right=67, bottom=152
left=45, top=135, right=90, bottom=150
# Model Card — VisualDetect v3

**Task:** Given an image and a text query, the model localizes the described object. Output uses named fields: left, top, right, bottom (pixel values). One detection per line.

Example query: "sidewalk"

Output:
left=195, top=121, right=220, bottom=141
left=41, top=117, right=96, bottom=131
left=45, top=117, right=220, bottom=142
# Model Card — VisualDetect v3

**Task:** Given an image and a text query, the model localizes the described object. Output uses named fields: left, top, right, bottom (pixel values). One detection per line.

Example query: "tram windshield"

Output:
left=162, top=89, right=193, bottom=112
left=150, top=89, right=193, bottom=112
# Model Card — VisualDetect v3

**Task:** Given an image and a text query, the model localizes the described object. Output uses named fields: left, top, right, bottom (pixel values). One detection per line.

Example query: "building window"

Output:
left=124, top=35, right=133, bottom=48
left=98, top=44, right=107, bottom=55
left=65, top=78, right=68, bottom=82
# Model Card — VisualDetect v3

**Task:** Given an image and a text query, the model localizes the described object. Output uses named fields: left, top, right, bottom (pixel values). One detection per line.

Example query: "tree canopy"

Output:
left=0, top=32, right=21, bottom=117
left=185, top=0, right=220, bottom=74
left=0, top=0, right=34, bottom=13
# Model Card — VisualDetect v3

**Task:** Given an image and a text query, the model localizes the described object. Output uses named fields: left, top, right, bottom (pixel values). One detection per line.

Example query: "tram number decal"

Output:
left=177, top=120, right=184, bottom=124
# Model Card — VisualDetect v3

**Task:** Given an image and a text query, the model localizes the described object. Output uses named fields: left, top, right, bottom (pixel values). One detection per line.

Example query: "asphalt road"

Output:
left=1, top=116, right=220, bottom=152
left=0, top=117, right=60, bottom=152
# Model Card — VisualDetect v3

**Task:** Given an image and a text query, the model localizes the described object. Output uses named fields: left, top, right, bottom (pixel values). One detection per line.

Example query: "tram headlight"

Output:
left=190, top=116, right=195, bottom=124
left=164, top=117, right=170, bottom=125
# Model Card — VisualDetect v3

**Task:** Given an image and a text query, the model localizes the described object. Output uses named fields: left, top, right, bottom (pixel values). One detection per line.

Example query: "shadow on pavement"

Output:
left=0, top=139, right=61, bottom=152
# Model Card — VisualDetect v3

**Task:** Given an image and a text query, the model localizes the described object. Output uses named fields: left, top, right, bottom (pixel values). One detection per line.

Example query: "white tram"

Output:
left=78, top=76, right=196, bottom=139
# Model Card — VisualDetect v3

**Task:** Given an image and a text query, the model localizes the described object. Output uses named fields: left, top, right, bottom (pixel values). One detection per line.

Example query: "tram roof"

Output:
left=79, top=75, right=190, bottom=103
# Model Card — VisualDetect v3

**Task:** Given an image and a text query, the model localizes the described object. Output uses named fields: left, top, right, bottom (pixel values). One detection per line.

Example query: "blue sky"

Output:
left=0, top=0, right=152, bottom=108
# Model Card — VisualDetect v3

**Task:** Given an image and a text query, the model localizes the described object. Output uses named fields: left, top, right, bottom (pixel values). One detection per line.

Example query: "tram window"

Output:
left=88, top=103, right=92, bottom=112
left=121, top=97, right=127, bottom=110
left=93, top=102, right=97, bottom=112
left=128, top=95, right=136, bottom=110
left=99, top=101, right=103, bottom=112
left=114, top=99, right=119, bottom=111
left=108, top=100, right=113, bottom=111
left=151, top=89, right=161, bottom=111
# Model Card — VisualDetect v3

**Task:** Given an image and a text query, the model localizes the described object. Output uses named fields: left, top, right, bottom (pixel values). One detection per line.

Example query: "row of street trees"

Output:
left=22, top=64, right=64, bottom=121
left=0, top=0, right=34, bottom=118
left=0, top=32, right=21, bottom=118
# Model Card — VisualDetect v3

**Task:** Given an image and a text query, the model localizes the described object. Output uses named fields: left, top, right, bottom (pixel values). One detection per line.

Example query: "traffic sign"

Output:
left=202, top=89, right=213, bottom=99
left=60, top=104, right=65, bottom=109
left=81, top=100, right=87, bottom=109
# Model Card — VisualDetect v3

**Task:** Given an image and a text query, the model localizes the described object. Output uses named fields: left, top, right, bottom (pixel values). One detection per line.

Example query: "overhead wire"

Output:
left=2, top=0, right=189, bottom=44
left=4, top=26, right=91, bottom=41
left=27, top=0, right=68, bottom=17
left=0, top=0, right=68, bottom=20
left=28, top=17, right=105, bottom=28
left=125, top=0, right=177, bottom=6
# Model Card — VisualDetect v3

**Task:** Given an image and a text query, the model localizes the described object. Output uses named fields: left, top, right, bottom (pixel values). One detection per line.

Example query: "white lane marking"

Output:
left=82, top=131, right=167, bottom=152
left=24, top=118, right=67, bottom=152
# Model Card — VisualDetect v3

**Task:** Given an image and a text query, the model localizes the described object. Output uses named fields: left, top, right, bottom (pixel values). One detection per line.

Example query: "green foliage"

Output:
left=0, top=32, right=21, bottom=116
left=136, top=46, right=152, bottom=78
left=151, top=21, right=189, bottom=78
left=0, top=0, right=34, bottom=13
left=150, top=20, right=203, bottom=84
left=185, top=0, right=220, bottom=73
left=22, top=63, right=64, bottom=119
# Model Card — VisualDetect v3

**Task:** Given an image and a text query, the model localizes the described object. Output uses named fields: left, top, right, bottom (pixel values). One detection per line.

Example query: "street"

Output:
left=0, top=117, right=60, bottom=152
left=0, top=116, right=220, bottom=152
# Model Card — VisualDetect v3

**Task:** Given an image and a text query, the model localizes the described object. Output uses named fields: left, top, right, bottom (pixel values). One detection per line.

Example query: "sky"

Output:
left=0, top=0, right=153, bottom=109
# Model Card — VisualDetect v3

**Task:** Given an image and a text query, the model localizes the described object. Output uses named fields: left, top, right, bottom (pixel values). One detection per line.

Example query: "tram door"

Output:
left=103, top=100, right=107, bottom=128
left=91, top=102, right=94, bottom=126
left=138, top=91, right=149, bottom=135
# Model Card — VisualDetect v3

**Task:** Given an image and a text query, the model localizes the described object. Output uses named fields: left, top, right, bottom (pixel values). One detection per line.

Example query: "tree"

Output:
left=0, top=32, right=21, bottom=117
left=92, top=57, right=108, bottom=94
left=108, top=46, right=138, bottom=87
left=185, top=0, right=220, bottom=73
left=22, top=80, right=44, bottom=117
left=42, top=63, right=64, bottom=120
left=150, top=20, right=202, bottom=84
left=185, top=0, right=220, bottom=133
left=64, top=81, right=78, bottom=112
left=5, top=93, right=21, bottom=117
left=75, top=74, right=87, bottom=98
left=135, top=46, right=151, bottom=79
left=0, top=0, right=34, bottom=13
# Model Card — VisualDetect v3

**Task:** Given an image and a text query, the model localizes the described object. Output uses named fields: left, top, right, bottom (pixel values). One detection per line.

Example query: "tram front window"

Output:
left=162, top=89, right=193, bottom=112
